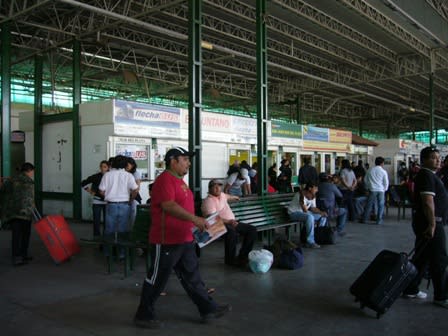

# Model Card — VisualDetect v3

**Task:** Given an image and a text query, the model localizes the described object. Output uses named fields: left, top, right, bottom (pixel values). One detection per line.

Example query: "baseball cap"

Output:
left=208, top=179, right=223, bottom=189
left=164, top=146, right=195, bottom=164
left=319, top=172, right=329, bottom=181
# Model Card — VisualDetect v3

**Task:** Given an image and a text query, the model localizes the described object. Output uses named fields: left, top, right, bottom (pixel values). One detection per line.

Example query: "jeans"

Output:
left=105, top=203, right=131, bottom=258
left=354, top=196, right=377, bottom=220
left=289, top=211, right=326, bottom=244
left=341, top=189, right=355, bottom=221
left=92, top=203, right=106, bottom=237
left=362, top=191, right=385, bottom=224
left=334, top=207, right=347, bottom=233
left=128, top=200, right=139, bottom=229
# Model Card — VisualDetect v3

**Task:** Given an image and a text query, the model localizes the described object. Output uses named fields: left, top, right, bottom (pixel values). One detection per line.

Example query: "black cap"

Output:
left=318, top=172, right=329, bottom=182
left=164, top=147, right=195, bottom=164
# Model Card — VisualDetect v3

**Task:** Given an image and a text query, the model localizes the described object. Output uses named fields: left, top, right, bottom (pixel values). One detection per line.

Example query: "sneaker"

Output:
left=305, top=243, right=321, bottom=249
left=337, top=231, right=346, bottom=237
left=433, top=299, right=448, bottom=309
left=404, top=291, right=427, bottom=299
left=200, top=304, right=232, bottom=323
left=134, top=317, right=163, bottom=329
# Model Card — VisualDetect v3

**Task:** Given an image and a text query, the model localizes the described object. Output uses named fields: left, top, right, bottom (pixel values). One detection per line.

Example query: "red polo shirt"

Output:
left=149, top=170, right=195, bottom=244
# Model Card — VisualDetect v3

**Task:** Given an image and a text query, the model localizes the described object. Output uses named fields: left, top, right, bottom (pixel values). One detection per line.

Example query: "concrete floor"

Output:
left=1, top=208, right=446, bottom=336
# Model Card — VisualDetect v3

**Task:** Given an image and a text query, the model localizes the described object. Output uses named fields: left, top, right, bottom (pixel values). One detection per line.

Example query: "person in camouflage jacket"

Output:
left=1, top=162, right=35, bottom=266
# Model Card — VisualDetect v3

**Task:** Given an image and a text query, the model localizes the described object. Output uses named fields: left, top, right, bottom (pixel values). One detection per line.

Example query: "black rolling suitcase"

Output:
left=349, top=249, right=418, bottom=318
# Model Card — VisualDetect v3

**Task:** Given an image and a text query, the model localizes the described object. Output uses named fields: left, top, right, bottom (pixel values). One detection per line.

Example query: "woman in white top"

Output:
left=287, top=183, right=327, bottom=249
left=224, top=170, right=248, bottom=197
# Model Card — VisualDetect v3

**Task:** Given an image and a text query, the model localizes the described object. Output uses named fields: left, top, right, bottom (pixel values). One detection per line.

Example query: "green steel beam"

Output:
left=256, top=0, right=268, bottom=196
left=429, top=72, right=435, bottom=145
left=296, top=96, right=301, bottom=125
left=188, top=0, right=202, bottom=203
left=41, top=112, right=73, bottom=123
left=41, top=191, right=74, bottom=200
left=73, top=39, right=82, bottom=219
left=34, top=55, right=43, bottom=212
left=1, top=23, right=11, bottom=178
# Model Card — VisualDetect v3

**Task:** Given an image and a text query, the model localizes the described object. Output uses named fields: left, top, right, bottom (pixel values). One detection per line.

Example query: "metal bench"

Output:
left=228, top=192, right=299, bottom=245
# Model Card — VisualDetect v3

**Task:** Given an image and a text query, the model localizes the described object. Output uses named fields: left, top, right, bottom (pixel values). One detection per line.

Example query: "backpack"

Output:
left=270, top=238, right=304, bottom=270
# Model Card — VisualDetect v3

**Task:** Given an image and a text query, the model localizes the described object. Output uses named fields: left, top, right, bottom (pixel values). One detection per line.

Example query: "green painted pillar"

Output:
left=188, top=0, right=202, bottom=203
left=1, top=23, right=11, bottom=178
left=256, top=0, right=268, bottom=196
left=429, top=72, right=435, bottom=145
left=73, top=39, right=82, bottom=219
left=34, top=55, right=43, bottom=212
left=296, top=96, right=301, bottom=125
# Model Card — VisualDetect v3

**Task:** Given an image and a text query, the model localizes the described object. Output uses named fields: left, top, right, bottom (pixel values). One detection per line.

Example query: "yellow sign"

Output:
left=329, top=129, right=352, bottom=144
left=303, top=140, right=351, bottom=152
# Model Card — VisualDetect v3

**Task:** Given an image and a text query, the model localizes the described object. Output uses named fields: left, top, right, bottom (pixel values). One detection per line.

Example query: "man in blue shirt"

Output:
left=317, top=173, right=347, bottom=236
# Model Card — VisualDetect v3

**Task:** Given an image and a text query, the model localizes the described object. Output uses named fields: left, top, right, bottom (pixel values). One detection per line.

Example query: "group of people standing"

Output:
left=81, top=155, right=141, bottom=259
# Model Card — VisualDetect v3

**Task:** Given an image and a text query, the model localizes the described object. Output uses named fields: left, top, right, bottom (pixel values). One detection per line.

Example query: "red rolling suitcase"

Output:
left=33, top=209, right=80, bottom=264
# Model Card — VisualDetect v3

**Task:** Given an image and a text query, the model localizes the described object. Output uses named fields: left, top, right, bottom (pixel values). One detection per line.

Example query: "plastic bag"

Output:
left=248, top=249, right=274, bottom=274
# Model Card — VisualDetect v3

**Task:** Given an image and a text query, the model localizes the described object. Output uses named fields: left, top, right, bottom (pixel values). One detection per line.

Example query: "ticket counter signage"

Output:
left=114, top=100, right=181, bottom=138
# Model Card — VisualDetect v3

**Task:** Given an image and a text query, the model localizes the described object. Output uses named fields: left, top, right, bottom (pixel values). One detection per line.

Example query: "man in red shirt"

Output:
left=202, top=179, right=257, bottom=266
left=134, top=147, right=231, bottom=329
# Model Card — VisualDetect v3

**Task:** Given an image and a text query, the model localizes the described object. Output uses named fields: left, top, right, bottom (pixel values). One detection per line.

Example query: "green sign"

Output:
left=271, top=121, right=302, bottom=139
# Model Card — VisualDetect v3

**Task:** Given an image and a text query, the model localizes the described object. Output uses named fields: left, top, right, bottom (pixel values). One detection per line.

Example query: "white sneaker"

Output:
left=404, top=291, right=427, bottom=299
left=433, top=299, right=448, bottom=309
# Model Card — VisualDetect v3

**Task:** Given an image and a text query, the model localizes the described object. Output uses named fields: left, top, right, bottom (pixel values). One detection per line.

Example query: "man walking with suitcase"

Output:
left=134, top=147, right=231, bottom=328
left=403, top=147, right=448, bottom=307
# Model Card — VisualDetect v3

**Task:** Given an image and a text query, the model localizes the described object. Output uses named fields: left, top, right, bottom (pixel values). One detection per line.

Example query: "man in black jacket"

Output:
left=81, top=160, right=110, bottom=237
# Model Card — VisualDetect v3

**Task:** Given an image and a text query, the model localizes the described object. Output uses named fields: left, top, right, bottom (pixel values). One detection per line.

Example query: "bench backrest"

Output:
left=229, top=193, right=295, bottom=229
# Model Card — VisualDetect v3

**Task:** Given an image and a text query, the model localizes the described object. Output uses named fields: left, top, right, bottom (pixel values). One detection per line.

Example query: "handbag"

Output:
left=314, top=226, right=336, bottom=245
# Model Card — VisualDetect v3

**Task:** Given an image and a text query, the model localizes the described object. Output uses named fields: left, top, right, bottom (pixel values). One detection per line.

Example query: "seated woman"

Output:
left=224, top=170, right=248, bottom=197
left=287, top=183, right=327, bottom=249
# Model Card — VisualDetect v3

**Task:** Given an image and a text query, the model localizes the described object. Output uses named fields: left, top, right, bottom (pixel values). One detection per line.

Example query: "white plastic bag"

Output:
left=248, top=249, right=274, bottom=274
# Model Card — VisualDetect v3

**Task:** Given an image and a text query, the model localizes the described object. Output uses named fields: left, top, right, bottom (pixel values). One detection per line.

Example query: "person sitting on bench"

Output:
left=287, top=183, right=327, bottom=249
left=202, top=179, right=257, bottom=267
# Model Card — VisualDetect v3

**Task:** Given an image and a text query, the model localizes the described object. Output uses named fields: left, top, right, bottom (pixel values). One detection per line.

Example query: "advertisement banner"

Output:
left=231, top=115, right=257, bottom=136
left=303, top=140, right=351, bottom=152
left=115, top=144, right=148, bottom=160
left=303, top=126, right=329, bottom=142
left=114, top=100, right=181, bottom=128
left=271, top=121, right=302, bottom=139
left=329, top=129, right=352, bottom=144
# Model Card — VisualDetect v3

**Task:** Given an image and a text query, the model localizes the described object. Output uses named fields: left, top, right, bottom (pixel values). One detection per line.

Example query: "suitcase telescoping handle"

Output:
left=31, top=207, right=42, bottom=221
left=408, top=239, right=429, bottom=259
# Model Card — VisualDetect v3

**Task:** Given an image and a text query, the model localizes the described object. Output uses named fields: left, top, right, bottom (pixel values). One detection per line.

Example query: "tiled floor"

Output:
left=0, top=208, right=446, bottom=336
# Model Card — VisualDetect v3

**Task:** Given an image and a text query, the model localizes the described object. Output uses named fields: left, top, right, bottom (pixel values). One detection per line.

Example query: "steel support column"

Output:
left=296, top=97, right=301, bottom=125
left=188, top=0, right=202, bottom=202
left=73, top=39, right=82, bottom=219
left=429, top=73, right=435, bottom=145
left=429, top=50, right=435, bottom=145
left=34, top=55, right=43, bottom=212
left=257, top=0, right=268, bottom=196
left=1, top=23, right=11, bottom=178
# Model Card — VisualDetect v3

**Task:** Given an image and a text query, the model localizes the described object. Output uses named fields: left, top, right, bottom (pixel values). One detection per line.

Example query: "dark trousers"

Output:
left=11, top=218, right=32, bottom=258
left=92, top=203, right=106, bottom=236
left=405, top=223, right=448, bottom=301
left=224, top=222, right=257, bottom=264
left=135, top=242, right=217, bottom=320
left=341, top=189, right=355, bottom=221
